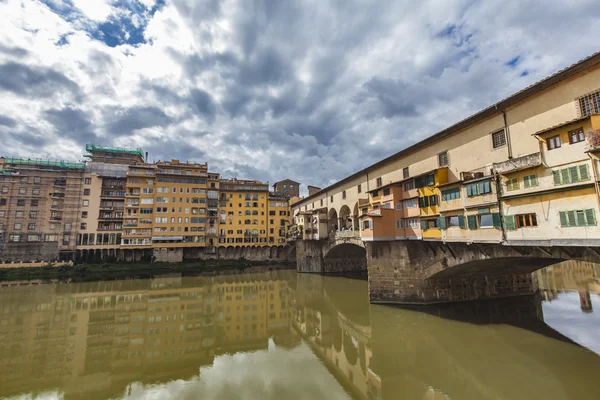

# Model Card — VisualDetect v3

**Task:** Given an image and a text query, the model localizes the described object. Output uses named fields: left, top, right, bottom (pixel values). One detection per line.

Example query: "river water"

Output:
left=0, top=261, right=599, bottom=400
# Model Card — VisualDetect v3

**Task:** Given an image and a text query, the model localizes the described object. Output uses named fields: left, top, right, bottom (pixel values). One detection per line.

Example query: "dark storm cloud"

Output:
left=0, top=62, right=81, bottom=98
left=0, top=44, right=29, bottom=57
left=189, top=89, right=217, bottom=123
left=8, top=129, right=49, bottom=149
left=104, top=106, right=173, bottom=135
left=0, top=115, right=16, bottom=128
left=44, top=106, right=97, bottom=144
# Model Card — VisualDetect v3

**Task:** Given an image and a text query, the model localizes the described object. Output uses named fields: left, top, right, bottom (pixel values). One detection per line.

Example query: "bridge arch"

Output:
left=339, top=205, right=352, bottom=231
left=328, top=208, right=338, bottom=232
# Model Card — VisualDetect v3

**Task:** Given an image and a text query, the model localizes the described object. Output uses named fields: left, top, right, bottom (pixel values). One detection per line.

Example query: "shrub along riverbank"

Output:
left=0, top=259, right=296, bottom=281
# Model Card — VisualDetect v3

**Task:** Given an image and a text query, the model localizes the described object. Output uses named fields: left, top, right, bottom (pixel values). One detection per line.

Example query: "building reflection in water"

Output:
left=0, top=260, right=599, bottom=400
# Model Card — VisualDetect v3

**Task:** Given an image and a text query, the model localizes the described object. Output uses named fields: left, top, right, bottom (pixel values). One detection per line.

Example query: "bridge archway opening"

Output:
left=323, top=243, right=367, bottom=273
left=328, top=208, right=338, bottom=233
left=339, top=205, right=352, bottom=231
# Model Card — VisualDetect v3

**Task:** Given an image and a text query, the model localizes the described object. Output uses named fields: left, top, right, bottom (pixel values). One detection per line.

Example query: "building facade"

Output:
left=292, top=51, right=600, bottom=248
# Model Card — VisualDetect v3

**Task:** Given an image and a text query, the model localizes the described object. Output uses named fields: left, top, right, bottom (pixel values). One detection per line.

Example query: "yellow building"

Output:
left=496, top=113, right=600, bottom=246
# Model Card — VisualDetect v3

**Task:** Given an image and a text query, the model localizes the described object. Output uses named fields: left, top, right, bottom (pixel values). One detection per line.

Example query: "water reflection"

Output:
left=0, top=261, right=599, bottom=400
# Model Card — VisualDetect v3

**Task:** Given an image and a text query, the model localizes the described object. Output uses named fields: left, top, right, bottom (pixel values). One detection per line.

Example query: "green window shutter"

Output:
left=423, top=196, right=429, bottom=207
left=466, top=184, right=473, bottom=197
left=532, top=175, right=539, bottom=186
left=561, top=168, right=571, bottom=184
left=569, top=166, right=580, bottom=183
left=559, top=211, right=568, bottom=227
left=492, top=212, right=502, bottom=228
left=523, top=176, right=530, bottom=188
left=484, top=180, right=491, bottom=193
left=427, top=174, right=435, bottom=186
left=420, top=220, right=427, bottom=230
left=553, top=170, right=561, bottom=185
left=567, top=210, right=577, bottom=227
left=585, top=209, right=596, bottom=226
left=576, top=210, right=586, bottom=226
left=458, top=215, right=465, bottom=229
left=580, top=164, right=590, bottom=181
left=504, top=215, right=516, bottom=230
left=438, top=216, right=447, bottom=230
left=467, top=215, right=478, bottom=230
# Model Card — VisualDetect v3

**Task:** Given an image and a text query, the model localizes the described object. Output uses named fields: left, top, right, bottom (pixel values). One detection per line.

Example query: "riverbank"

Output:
left=0, top=259, right=296, bottom=281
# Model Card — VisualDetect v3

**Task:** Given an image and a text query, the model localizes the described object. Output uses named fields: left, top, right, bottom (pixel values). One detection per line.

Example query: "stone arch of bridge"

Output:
left=339, top=205, right=352, bottom=231
left=328, top=208, right=338, bottom=233
left=322, top=242, right=367, bottom=273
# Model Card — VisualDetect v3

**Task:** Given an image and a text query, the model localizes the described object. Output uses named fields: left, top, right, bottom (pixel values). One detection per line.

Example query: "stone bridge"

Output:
left=296, top=236, right=600, bottom=304
left=296, top=231, right=366, bottom=274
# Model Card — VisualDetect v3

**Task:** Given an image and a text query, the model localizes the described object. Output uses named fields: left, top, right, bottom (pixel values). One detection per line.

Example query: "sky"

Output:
left=1, top=0, right=600, bottom=193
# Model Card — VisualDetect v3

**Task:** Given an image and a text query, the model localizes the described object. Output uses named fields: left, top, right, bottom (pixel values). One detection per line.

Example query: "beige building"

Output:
left=292, top=51, right=600, bottom=247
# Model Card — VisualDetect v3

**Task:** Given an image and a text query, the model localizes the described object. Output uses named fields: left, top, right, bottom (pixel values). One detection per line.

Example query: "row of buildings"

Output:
left=0, top=145, right=298, bottom=263
left=291, top=51, right=600, bottom=248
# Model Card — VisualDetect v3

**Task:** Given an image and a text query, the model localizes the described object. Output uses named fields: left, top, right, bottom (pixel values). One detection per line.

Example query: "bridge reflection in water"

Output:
left=0, top=261, right=599, bottom=400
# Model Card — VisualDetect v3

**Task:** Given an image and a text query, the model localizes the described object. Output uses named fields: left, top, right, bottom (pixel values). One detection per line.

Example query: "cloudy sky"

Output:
left=1, top=0, right=600, bottom=191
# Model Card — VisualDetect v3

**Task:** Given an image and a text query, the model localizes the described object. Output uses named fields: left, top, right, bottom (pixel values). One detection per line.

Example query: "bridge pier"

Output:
left=366, top=240, right=600, bottom=305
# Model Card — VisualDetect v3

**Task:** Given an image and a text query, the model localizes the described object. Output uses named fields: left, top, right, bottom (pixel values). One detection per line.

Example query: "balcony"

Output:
left=493, top=153, right=542, bottom=175
left=49, top=216, right=62, bottom=221
left=50, top=192, right=65, bottom=198
left=461, top=165, right=494, bottom=182
left=123, top=223, right=138, bottom=228
left=53, top=180, right=66, bottom=187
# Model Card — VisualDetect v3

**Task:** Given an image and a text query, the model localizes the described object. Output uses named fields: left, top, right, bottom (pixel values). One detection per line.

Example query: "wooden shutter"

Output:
left=503, top=215, right=516, bottom=230
left=559, top=211, right=568, bottom=227
left=492, top=212, right=502, bottom=228
left=458, top=215, right=465, bottom=229
left=467, top=215, right=478, bottom=229
left=420, top=220, right=427, bottom=230
left=576, top=210, right=586, bottom=226
left=553, top=170, right=561, bottom=185
left=561, top=168, right=570, bottom=184
left=523, top=176, right=530, bottom=188
left=531, top=175, right=539, bottom=186
left=580, top=164, right=590, bottom=181
left=585, top=209, right=596, bottom=226
left=567, top=210, right=577, bottom=227
left=466, top=184, right=474, bottom=197
left=569, top=166, right=580, bottom=183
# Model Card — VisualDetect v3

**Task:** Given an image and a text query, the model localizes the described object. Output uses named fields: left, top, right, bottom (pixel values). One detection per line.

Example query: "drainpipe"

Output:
left=497, top=107, right=513, bottom=160
left=494, top=173, right=507, bottom=243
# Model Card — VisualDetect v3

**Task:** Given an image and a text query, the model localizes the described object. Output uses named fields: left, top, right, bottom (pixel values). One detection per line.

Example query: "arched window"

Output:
left=89, top=233, right=95, bottom=245
left=245, top=219, right=251, bottom=224
left=252, top=220, right=258, bottom=225
left=252, top=211, right=258, bottom=215
left=245, top=210, right=251, bottom=216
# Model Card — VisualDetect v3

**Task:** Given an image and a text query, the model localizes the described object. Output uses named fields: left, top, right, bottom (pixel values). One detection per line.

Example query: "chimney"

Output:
left=145, top=152, right=148, bottom=163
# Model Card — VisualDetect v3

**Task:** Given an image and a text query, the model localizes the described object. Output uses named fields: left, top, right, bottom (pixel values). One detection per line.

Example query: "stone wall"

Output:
left=296, top=240, right=326, bottom=273
left=184, top=245, right=295, bottom=262
left=367, top=241, right=542, bottom=304
left=153, top=248, right=184, bottom=263
left=0, top=242, right=59, bottom=263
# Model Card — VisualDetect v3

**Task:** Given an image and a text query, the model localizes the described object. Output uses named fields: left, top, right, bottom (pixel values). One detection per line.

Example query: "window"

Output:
left=357, top=184, right=361, bottom=193
left=83, top=189, right=91, bottom=195
left=15, top=211, right=24, bottom=218
left=515, top=213, right=537, bottom=228
left=361, top=220, right=372, bottom=230
left=0, top=211, right=4, bottom=217
left=403, top=198, right=418, bottom=208
left=552, top=164, right=591, bottom=185
left=505, top=178, right=519, bottom=191
left=14, top=223, right=22, bottom=230
left=441, top=187, right=460, bottom=201
left=376, top=177, right=382, bottom=187
left=32, top=188, right=40, bottom=195
left=396, top=220, right=403, bottom=229
left=405, top=218, right=419, bottom=229
left=523, top=174, right=539, bottom=188
left=29, top=211, right=37, bottom=218
left=80, top=223, right=87, bottom=230
left=404, top=180, right=414, bottom=191
left=465, top=180, right=492, bottom=197
left=33, top=176, right=41, bottom=184
left=17, top=200, right=25, bottom=206
left=28, top=223, right=36, bottom=230
left=395, top=202, right=402, bottom=211
left=577, top=89, right=600, bottom=117
left=83, top=200, right=89, bottom=207
left=18, top=187, right=26, bottom=194
left=403, top=167, right=409, bottom=179
left=84, top=178, right=91, bottom=184
left=438, top=151, right=449, bottom=167
left=383, top=188, right=390, bottom=196
left=559, top=209, right=596, bottom=227
left=30, top=199, right=38, bottom=207
left=330, top=195, right=333, bottom=202
left=383, top=202, right=392, bottom=209
left=447, top=215, right=464, bottom=228
left=492, top=129, right=506, bottom=149
left=342, top=190, right=346, bottom=199
left=569, top=127, right=585, bottom=144
left=547, top=135, right=561, bottom=150
left=82, top=211, right=88, bottom=218
left=0, top=199, right=5, bottom=206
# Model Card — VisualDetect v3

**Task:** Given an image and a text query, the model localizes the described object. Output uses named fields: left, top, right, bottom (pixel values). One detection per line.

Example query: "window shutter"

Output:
left=503, top=215, right=516, bottom=230
left=420, top=220, right=427, bottom=231
left=561, top=168, right=570, bottom=184
left=532, top=175, right=539, bottom=186
left=427, top=174, right=435, bottom=186
left=467, top=184, right=473, bottom=197
left=467, top=215, right=478, bottom=230
left=553, top=171, right=561, bottom=185
left=484, top=180, right=491, bottom=193
left=567, top=210, right=577, bottom=227
left=576, top=210, right=586, bottom=226
left=585, top=209, right=596, bottom=226
left=492, top=212, right=502, bottom=228
left=559, top=211, right=568, bottom=227
left=569, top=166, right=580, bottom=183
left=438, top=216, right=447, bottom=230
left=580, top=164, right=590, bottom=181
left=458, top=215, right=465, bottom=229
left=523, top=176, right=530, bottom=188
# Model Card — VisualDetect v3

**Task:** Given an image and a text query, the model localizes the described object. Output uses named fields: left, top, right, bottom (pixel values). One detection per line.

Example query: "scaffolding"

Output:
left=1, top=157, right=85, bottom=170
left=85, top=144, right=145, bottom=159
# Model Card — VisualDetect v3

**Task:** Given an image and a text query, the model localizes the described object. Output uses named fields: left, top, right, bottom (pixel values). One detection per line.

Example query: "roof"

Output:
left=85, top=144, right=144, bottom=159
left=273, top=178, right=299, bottom=186
left=532, top=114, right=597, bottom=136
left=292, top=51, right=600, bottom=207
